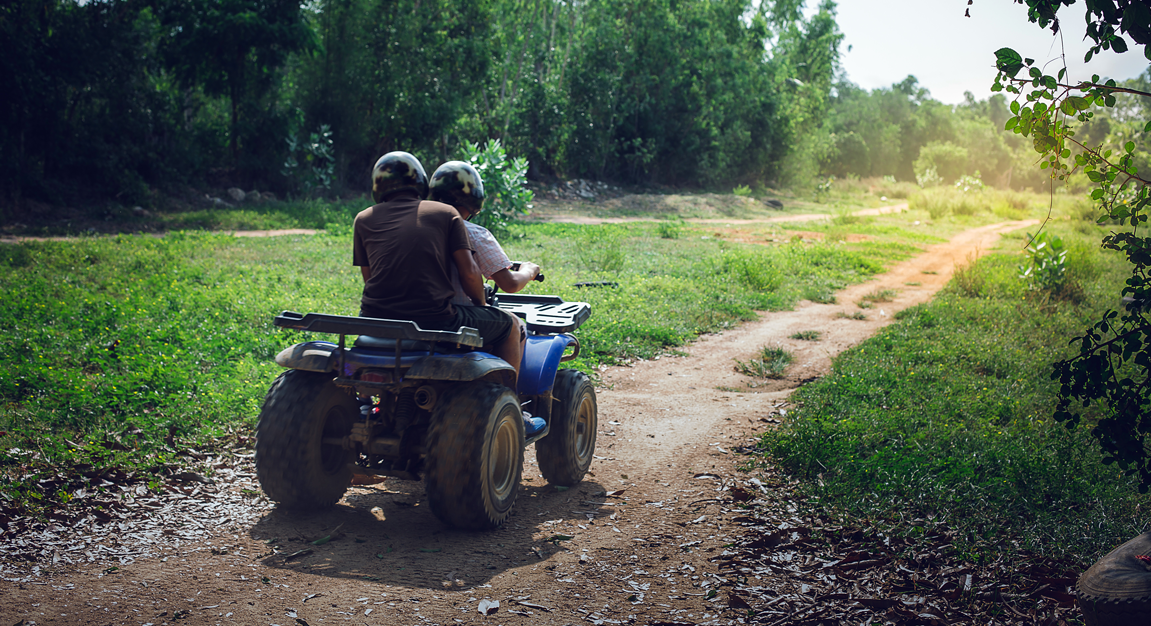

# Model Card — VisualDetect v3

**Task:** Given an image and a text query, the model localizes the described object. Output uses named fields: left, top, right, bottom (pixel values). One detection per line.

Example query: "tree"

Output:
left=159, top=0, right=314, bottom=165
left=989, top=0, right=1151, bottom=488
left=0, top=0, right=196, bottom=207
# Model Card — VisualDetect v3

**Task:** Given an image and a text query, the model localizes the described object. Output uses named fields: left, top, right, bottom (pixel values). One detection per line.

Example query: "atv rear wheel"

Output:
left=424, top=382, right=524, bottom=529
left=537, top=369, right=597, bottom=486
left=255, top=370, right=357, bottom=509
left=1078, top=531, right=1151, bottom=625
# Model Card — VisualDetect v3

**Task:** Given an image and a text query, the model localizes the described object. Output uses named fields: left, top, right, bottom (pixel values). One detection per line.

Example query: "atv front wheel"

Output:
left=424, top=382, right=524, bottom=529
left=255, top=370, right=357, bottom=509
left=537, top=369, right=597, bottom=486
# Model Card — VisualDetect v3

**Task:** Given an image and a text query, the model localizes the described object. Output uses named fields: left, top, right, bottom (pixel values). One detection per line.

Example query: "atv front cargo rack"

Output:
left=496, top=294, right=591, bottom=334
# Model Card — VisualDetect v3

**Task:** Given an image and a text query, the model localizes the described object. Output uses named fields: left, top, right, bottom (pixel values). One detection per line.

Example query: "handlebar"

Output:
left=510, top=262, right=544, bottom=282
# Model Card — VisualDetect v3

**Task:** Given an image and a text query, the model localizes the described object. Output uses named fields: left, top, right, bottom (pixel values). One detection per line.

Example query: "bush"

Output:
left=916, top=167, right=943, bottom=189
left=462, top=139, right=533, bottom=237
left=870, top=176, right=918, bottom=200
left=909, top=188, right=985, bottom=219
left=915, top=141, right=970, bottom=184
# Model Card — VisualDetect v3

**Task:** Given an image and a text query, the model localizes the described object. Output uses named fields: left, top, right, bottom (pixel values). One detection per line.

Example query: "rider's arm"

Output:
left=490, top=262, right=540, bottom=293
left=453, top=249, right=487, bottom=306
left=360, top=266, right=371, bottom=283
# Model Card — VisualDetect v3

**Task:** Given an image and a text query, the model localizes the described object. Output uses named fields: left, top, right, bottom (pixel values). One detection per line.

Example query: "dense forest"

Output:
left=1, top=0, right=1148, bottom=212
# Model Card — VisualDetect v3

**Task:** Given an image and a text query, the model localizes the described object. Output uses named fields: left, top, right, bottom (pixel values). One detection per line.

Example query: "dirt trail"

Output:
left=1, top=219, right=1035, bottom=626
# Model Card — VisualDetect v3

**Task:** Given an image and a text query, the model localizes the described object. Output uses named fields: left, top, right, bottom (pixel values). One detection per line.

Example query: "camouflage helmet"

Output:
left=371, top=152, right=428, bottom=203
left=429, top=161, right=485, bottom=216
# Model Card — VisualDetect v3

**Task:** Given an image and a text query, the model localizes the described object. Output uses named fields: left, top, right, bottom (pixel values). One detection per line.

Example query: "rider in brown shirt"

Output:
left=352, top=152, right=522, bottom=381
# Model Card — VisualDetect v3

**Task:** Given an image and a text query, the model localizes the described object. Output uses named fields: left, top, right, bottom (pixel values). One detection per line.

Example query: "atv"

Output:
left=254, top=290, right=596, bottom=529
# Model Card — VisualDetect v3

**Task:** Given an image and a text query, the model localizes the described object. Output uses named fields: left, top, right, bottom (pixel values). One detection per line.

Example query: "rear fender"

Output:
left=406, top=352, right=515, bottom=389
left=275, top=341, right=338, bottom=373
left=517, top=334, right=576, bottom=396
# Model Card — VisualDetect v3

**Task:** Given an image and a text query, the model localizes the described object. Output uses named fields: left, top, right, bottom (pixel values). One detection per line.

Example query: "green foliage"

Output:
left=282, top=123, right=336, bottom=197
left=656, top=219, right=683, bottom=240
left=575, top=227, right=628, bottom=274
left=462, top=139, right=533, bottom=236
left=564, top=0, right=787, bottom=185
left=763, top=242, right=1147, bottom=561
left=1018, top=231, right=1069, bottom=292
left=291, top=0, right=492, bottom=189
left=992, top=4, right=1151, bottom=491
left=735, top=346, right=793, bottom=379
left=732, top=184, right=753, bottom=197
left=909, top=187, right=983, bottom=218
left=0, top=217, right=917, bottom=514
left=821, top=77, right=1019, bottom=191
left=954, top=173, right=985, bottom=193
left=159, top=0, right=314, bottom=169
left=915, top=167, right=943, bottom=189
left=790, top=330, right=821, bottom=341
left=914, top=141, right=970, bottom=184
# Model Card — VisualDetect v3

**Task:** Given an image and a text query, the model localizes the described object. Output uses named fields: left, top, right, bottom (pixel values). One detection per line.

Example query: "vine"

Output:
left=989, top=0, right=1151, bottom=487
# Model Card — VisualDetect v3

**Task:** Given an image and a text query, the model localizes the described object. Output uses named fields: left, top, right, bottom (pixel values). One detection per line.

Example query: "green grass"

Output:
left=789, top=330, right=821, bottom=341
left=735, top=346, right=793, bottom=379
left=0, top=218, right=913, bottom=515
left=760, top=224, right=1147, bottom=564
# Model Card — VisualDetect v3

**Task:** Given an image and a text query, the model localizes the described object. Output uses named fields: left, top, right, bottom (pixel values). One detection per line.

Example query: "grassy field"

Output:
left=761, top=218, right=1145, bottom=563
left=3, top=184, right=1145, bottom=569
left=0, top=213, right=917, bottom=514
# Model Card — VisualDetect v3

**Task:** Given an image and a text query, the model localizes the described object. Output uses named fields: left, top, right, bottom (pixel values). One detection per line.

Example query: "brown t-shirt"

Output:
left=353, top=194, right=473, bottom=319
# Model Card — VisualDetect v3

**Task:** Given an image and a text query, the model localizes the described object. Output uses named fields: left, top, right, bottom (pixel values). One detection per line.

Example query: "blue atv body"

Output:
left=254, top=294, right=597, bottom=529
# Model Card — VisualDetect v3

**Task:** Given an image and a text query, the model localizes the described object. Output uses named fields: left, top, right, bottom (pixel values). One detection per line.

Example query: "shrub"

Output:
left=735, top=345, right=792, bottom=378
left=954, top=173, right=985, bottom=194
left=282, top=124, right=336, bottom=197
left=463, top=139, right=534, bottom=237
left=910, top=187, right=986, bottom=219
left=656, top=219, right=683, bottom=240
left=915, top=141, right=970, bottom=184
left=916, top=167, right=943, bottom=189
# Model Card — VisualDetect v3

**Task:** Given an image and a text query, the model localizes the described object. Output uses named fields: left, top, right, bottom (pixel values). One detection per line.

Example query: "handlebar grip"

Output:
left=535, top=272, right=545, bottom=282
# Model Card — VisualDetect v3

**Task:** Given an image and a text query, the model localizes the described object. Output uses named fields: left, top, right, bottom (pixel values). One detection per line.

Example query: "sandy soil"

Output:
left=1, top=218, right=1037, bottom=626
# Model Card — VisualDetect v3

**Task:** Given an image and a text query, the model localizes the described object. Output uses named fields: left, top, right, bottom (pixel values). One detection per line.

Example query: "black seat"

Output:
left=354, top=335, right=473, bottom=353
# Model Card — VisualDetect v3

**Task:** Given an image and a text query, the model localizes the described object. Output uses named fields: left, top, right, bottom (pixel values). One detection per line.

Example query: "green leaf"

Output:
left=994, top=48, right=1025, bottom=77
left=1126, top=141, right=1136, bottom=154
left=1010, top=100, right=1021, bottom=115
left=1069, top=96, right=1092, bottom=111
left=1005, top=117, right=1019, bottom=131
left=1112, top=37, right=1128, bottom=53
left=1144, top=120, right=1151, bottom=132
left=1044, top=75, right=1057, bottom=90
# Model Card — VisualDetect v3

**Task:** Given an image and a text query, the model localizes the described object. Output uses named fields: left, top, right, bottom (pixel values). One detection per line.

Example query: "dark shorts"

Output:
left=359, top=304, right=513, bottom=347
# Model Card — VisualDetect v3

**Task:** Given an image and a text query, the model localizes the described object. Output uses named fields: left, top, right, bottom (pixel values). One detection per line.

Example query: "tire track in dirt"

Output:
left=0, top=219, right=1036, bottom=626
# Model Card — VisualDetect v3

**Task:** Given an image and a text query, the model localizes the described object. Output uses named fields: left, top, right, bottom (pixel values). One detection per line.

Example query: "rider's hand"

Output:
left=519, top=261, right=541, bottom=280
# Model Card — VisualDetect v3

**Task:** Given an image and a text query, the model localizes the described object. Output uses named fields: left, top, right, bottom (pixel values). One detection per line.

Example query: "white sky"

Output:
left=832, top=0, right=1150, bottom=104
